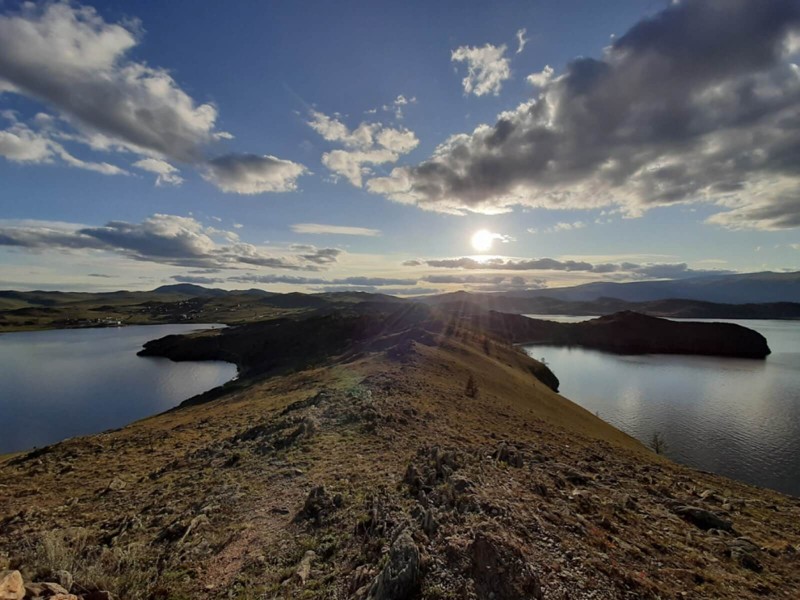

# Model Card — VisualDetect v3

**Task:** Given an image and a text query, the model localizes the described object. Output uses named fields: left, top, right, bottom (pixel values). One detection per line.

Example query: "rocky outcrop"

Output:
left=366, top=530, right=420, bottom=600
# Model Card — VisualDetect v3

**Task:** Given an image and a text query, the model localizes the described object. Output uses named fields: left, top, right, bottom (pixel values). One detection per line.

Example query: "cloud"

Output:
left=418, top=256, right=734, bottom=278
left=528, top=221, right=586, bottom=234
left=308, top=110, right=418, bottom=187
left=382, top=94, right=417, bottom=119
left=402, top=259, right=423, bottom=267
left=516, top=29, right=527, bottom=54
left=0, top=214, right=341, bottom=271
left=369, top=1, right=800, bottom=229
left=291, top=223, right=381, bottom=236
left=451, top=43, right=511, bottom=96
left=526, top=65, right=554, bottom=88
left=0, top=3, right=300, bottom=192
left=309, top=285, right=439, bottom=296
left=322, top=148, right=398, bottom=187
left=0, top=3, right=219, bottom=161
left=0, top=112, right=128, bottom=175
left=227, top=274, right=416, bottom=286
left=133, top=158, right=183, bottom=186
left=203, top=154, right=307, bottom=194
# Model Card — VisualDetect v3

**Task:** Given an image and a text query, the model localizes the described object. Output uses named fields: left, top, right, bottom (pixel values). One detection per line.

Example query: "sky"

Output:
left=1, top=0, right=799, bottom=294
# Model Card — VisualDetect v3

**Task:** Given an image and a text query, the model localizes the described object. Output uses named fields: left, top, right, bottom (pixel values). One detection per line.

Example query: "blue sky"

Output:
left=1, top=0, right=799, bottom=293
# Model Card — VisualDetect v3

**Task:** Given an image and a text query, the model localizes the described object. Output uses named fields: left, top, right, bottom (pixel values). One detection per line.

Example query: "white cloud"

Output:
left=529, top=221, right=587, bottom=234
left=0, top=3, right=219, bottom=161
left=0, top=3, right=299, bottom=193
left=451, top=43, right=511, bottom=96
left=371, top=1, right=800, bottom=229
left=526, top=65, right=554, bottom=88
left=382, top=94, right=417, bottom=119
left=133, top=158, right=183, bottom=186
left=203, top=154, right=307, bottom=194
left=0, top=114, right=127, bottom=175
left=291, top=223, right=381, bottom=236
left=308, top=110, right=418, bottom=187
left=516, top=29, right=527, bottom=54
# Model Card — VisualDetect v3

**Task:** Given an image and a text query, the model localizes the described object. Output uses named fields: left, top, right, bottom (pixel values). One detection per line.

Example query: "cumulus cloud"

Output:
left=0, top=214, right=341, bottom=271
left=0, top=3, right=302, bottom=192
left=0, top=3, right=219, bottom=161
left=203, top=154, right=307, bottom=194
left=370, top=1, right=800, bottom=229
left=133, top=158, right=183, bottom=186
left=526, top=65, right=554, bottom=88
left=0, top=112, right=128, bottom=175
left=291, top=223, right=381, bottom=236
left=451, top=43, right=511, bottom=96
left=307, top=110, right=418, bottom=187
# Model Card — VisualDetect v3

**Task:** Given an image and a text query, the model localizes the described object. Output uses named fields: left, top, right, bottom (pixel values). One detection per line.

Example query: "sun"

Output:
left=471, top=229, right=495, bottom=252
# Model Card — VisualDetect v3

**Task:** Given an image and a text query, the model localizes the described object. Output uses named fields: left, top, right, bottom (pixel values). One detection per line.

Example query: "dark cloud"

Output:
left=309, top=285, right=440, bottom=296
left=227, top=274, right=417, bottom=286
left=0, top=215, right=341, bottom=271
left=203, top=154, right=307, bottom=194
left=424, top=257, right=597, bottom=272
left=419, top=256, right=734, bottom=279
left=368, top=0, right=800, bottom=229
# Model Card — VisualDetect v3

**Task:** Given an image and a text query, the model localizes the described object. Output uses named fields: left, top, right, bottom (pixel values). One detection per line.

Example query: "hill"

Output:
left=0, top=303, right=797, bottom=599
left=503, top=271, right=800, bottom=304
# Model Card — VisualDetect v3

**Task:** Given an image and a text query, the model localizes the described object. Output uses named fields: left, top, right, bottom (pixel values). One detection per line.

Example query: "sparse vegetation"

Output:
left=649, top=431, right=669, bottom=455
left=464, top=373, right=479, bottom=398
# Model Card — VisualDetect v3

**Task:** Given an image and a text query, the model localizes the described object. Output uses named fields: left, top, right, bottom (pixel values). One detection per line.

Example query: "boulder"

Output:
left=366, top=530, right=420, bottom=600
left=674, top=505, right=734, bottom=532
left=0, top=570, right=24, bottom=600
left=24, top=581, right=70, bottom=597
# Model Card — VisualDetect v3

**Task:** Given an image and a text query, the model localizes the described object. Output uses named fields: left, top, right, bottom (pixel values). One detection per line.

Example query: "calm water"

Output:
left=0, top=324, right=236, bottom=454
left=523, top=316, right=800, bottom=497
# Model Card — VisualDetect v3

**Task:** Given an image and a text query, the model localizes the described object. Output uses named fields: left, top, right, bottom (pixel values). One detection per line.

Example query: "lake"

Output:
left=0, top=324, right=236, bottom=455
left=523, top=316, right=800, bottom=497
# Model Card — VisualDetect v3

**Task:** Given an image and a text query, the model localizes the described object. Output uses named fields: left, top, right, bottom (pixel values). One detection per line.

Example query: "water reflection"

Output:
left=523, top=317, right=800, bottom=496
left=0, top=324, right=236, bottom=454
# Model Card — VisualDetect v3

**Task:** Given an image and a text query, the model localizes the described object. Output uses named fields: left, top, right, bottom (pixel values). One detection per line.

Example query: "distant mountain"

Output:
left=152, top=284, right=234, bottom=297
left=507, top=271, right=800, bottom=303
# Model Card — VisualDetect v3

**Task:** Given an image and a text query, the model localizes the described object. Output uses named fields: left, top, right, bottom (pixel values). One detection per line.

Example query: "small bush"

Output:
left=464, top=374, right=479, bottom=398
left=649, top=431, right=668, bottom=455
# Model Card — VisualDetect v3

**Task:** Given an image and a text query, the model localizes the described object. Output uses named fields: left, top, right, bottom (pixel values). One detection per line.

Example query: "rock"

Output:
left=49, top=595, right=78, bottom=600
left=106, top=478, right=127, bottom=492
left=470, top=532, right=543, bottom=600
left=674, top=505, right=734, bottom=532
left=53, top=572, right=72, bottom=592
left=493, top=443, right=524, bottom=468
left=295, top=550, right=316, bottom=585
left=24, top=581, right=70, bottom=597
left=0, top=570, right=24, bottom=600
left=295, top=485, right=336, bottom=525
left=366, top=530, right=420, bottom=600
left=729, top=538, right=763, bottom=572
